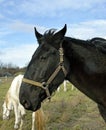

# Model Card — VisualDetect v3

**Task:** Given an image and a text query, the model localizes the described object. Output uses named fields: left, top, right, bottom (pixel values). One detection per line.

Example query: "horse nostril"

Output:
left=22, top=99, right=31, bottom=109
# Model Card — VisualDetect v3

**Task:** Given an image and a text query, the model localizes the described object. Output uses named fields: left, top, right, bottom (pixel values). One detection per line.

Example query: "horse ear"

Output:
left=34, top=27, right=43, bottom=41
left=53, top=24, right=67, bottom=49
left=54, top=24, right=67, bottom=39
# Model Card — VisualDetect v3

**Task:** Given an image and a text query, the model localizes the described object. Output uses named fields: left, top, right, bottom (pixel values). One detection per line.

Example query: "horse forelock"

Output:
left=43, top=29, right=57, bottom=43
left=44, top=29, right=56, bottom=36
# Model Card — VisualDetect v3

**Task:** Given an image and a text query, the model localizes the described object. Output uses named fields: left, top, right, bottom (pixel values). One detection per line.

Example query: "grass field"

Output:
left=0, top=77, right=105, bottom=130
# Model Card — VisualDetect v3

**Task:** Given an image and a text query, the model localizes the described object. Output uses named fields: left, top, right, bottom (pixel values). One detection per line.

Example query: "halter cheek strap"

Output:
left=22, top=46, right=67, bottom=100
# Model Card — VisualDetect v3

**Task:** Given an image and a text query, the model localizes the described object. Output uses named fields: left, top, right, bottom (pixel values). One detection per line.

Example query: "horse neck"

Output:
left=63, top=37, right=90, bottom=80
left=63, top=37, right=88, bottom=61
left=63, top=36, right=106, bottom=83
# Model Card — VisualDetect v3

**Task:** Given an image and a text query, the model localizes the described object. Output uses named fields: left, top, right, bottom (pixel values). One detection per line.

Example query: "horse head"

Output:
left=19, top=25, right=70, bottom=111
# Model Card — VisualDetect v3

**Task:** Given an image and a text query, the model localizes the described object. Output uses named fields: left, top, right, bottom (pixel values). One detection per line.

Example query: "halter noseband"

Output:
left=22, top=45, right=67, bottom=100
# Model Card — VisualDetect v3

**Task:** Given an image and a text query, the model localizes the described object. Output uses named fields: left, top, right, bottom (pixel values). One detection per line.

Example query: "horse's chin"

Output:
left=32, top=102, right=41, bottom=112
left=24, top=102, right=41, bottom=112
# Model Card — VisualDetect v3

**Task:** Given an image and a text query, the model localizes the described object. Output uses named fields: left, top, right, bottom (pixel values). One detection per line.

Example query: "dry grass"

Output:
left=0, top=77, right=106, bottom=130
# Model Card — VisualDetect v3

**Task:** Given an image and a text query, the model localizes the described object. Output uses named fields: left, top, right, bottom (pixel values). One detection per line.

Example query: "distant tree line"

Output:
left=0, top=61, right=26, bottom=77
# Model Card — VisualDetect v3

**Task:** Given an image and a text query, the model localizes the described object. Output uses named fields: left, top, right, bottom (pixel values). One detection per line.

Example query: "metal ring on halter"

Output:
left=42, top=82, right=51, bottom=100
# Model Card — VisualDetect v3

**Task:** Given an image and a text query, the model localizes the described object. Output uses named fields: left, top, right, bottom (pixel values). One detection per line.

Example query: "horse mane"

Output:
left=65, top=37, right=106, bottom=54
left=67, top=37, right=87, bottom=45
left=43, top=29, right=106, bottom=54
left=89, top=37, right=106, bottom=54
left=90, top=37, right=106, bottom=42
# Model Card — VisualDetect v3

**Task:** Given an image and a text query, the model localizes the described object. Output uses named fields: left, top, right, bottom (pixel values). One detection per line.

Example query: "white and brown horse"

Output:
left=2, top=74, right=45, bottom=130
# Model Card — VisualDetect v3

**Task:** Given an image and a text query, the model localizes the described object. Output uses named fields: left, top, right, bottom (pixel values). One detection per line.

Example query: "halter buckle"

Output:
left=42, top=82, right=51, bottom=100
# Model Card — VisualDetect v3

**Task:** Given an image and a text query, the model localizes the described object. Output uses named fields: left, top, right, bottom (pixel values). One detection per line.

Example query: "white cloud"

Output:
left=0, top=19, right=106, bottom=68
left=67, top=19, right=106, bottom=39
left=0, top=24, right=13, bottom=39
left=0, top=14, right=4, bottom=19
left=0, top=43, right=38, bottom=68
left=9, top=19, right=106, bottom=39
left=8, top=20, right=47, bottom=33
left=0, top=0, right=5, bottom=4
left=9, top=20, right=34, bottom=33
left=2, top=0, right=105, bottom=17
left=0, top=0, right=105, bottom=68
left=20, top=0, right=105, bottom=11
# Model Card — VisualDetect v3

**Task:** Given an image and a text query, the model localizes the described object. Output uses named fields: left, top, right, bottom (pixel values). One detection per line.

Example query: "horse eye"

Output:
left=40, top=56, right=47, bottom=60
left=51, top=50, right=56, bottom=55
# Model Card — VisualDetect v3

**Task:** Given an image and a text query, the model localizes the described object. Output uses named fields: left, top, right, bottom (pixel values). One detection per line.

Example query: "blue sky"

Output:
left=0, top=0, right=106, bottom=67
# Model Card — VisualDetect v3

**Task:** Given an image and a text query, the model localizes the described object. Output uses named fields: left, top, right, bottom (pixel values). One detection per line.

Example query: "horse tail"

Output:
left=35, top=107, right=46, bottom=130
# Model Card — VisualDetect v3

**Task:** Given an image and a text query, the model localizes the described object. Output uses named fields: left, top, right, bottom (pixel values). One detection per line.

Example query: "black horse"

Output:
left=19, top=25, right=106, bottom=122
